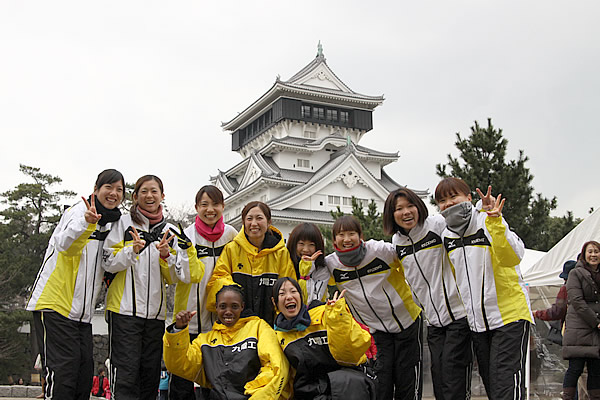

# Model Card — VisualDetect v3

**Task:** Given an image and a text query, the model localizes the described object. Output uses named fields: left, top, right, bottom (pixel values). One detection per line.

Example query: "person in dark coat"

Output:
left=561, top=241, right=600, bottom=400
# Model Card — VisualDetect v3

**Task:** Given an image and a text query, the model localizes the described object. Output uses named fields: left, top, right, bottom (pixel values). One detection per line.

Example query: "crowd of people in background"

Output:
left=25, top=168, right=599, bottom=400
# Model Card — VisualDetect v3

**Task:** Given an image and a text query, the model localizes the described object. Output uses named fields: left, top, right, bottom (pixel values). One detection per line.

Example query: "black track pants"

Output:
left=427, top=317, right=473, bottom=400
left=33, top=311, right=93, bottom=400
left=108, top=312, right=164, bottom=400
left=471, top=320, right=530, bottom=400
left=372, top=314, right=423, bottom=400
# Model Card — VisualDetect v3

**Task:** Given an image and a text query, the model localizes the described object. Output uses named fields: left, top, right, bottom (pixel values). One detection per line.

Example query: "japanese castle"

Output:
left=211, top=44, right=425, bottom=238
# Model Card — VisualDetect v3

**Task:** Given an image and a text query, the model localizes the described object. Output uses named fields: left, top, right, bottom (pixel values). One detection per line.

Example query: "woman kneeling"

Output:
left=164, top=285, right=289, bottom=399
left=272, top=277, right=376, bottom=400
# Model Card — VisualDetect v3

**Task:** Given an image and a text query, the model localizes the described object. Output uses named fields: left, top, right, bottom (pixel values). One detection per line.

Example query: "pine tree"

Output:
left=0, top=165, right=75, bottom=382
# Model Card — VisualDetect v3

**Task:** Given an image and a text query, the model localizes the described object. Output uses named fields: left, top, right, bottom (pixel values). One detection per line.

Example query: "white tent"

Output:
left=523, top=207, right=600, bottom=287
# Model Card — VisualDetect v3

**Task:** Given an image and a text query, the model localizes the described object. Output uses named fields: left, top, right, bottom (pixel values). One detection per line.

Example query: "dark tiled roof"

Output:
left=277, top=169, right=313, bottom=183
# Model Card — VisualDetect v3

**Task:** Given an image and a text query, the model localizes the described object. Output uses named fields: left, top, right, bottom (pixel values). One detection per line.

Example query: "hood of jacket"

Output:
left=233, top=225, right=286, bottom=257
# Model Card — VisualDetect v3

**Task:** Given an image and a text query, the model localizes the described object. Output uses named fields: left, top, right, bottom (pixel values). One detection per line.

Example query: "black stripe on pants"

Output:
left=471, top=320, right=530, bottom=400
left=33, top=311, right=93, bottom=400
left=108, top=312, right=164, bottom=400
left=372, top=313, right=423, bottom=400
left=427, top=317, right=473, bottom=400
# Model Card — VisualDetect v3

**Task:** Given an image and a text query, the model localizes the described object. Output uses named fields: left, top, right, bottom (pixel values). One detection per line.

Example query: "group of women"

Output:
left=26, top=168, right=597, bottom=400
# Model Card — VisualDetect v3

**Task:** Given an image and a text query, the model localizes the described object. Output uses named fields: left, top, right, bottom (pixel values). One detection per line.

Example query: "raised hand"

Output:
left=326, top=289, right=346, bottom=306
left=156, top=231, right=177, bottom=259
left=476, top=186, right=496, bottom=211
left=82, top=194, right=102, bottom=224
left=302, top=250, right=323, bottom=262
left=169, top=223, right=192, bottom=250
left=131, top=226, right=146, bottom=254
left=486, top=194, right=505, bottom=218
left=175, top=310, right=197, bottom=329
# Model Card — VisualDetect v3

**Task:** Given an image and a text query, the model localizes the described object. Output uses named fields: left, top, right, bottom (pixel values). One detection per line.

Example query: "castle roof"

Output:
left=222, top=49, right=384, bottom=132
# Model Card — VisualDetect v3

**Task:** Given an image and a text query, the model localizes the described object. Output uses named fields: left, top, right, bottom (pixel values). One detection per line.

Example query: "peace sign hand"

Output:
left=156, top=231, right=177, bottom=259
left=476, top=186, right=496, bottom=211
left=486, top=194, right=505, bottom=218
left=130, top=226, right=146, bottom=254
left=301, top=250, right=323, bottom=262
left=327, top=289, right=346, bottom=306
left=169, top=223, right=192, bottom=250
left=82, top=194, right=102, bottom=224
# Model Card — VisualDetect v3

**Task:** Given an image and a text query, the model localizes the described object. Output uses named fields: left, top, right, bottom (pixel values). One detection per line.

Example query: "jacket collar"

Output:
left=234, top=225, right=285, bottom=256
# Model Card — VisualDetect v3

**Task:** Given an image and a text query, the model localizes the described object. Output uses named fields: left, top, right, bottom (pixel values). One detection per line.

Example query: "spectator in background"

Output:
left=534, top=260, right=577, bottom=329
left=91, top=367, right=110, bottom=399
left=561, top=241, right=600, bottom=400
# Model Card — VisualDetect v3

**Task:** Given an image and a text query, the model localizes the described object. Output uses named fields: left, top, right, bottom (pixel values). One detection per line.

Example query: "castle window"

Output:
left=297, top=159, right=310, bottom=168
left=340, top=111, right=349, bottom=124
left=301, top=105, right=311, bottom=118
left=343, top=197, right=352, bottom=206
left=328, top=195, right=340, bottom=205
left=303, top=130, right=316, bottom=139
left=314, top=107, right=325, bottom=120
left=326, top=109, right=338, bottom=122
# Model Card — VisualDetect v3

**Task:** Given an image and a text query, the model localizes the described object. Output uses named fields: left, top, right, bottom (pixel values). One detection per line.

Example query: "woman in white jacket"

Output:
left=169, top=185, right=237, bottom=399
left=27, top=169, right=125, bottom=400
left=383, top=188, right=472, bottom=400
left=103, top=174, right=177, bottom=400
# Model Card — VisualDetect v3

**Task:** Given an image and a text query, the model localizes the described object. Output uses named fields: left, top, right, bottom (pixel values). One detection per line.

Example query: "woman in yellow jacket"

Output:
left=206, top=201, right=296, bottom=326
left=272, top=277, right=376, bottom=400
left=163, top=285, right=289, bottom=399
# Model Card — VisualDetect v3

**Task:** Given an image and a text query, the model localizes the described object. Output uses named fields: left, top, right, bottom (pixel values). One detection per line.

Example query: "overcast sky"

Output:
left=1, top=1, right=598, bottom=220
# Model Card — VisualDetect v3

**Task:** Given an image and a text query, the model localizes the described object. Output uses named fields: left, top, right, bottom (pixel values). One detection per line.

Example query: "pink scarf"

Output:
left=195, top=215, right=225, bottom=242
left=138, top=204, right=164, bottom=225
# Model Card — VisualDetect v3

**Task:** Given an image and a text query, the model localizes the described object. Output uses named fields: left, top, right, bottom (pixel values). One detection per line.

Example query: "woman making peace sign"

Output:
left=103, top=174, right=178, bottom=400
left=27, top=169, right=125, bottom=400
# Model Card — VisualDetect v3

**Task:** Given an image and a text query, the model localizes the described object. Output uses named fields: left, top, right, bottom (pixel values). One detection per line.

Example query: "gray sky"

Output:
left=1, top=1, right=598, bottom=219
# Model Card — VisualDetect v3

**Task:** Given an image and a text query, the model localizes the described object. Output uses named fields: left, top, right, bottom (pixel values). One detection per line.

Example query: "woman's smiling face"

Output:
left=277, top=280, right=302, bottom=320
left=244, top=206, right=270, bottom=247
left=393, top=196, right=419, bottom=232
left=216, top=289, right=244, bottom=327
left=133, top=179, right=164, bottom=213
left=94, top=181, right=124, bottom=210
left=195, top=192, right=224, bottom=228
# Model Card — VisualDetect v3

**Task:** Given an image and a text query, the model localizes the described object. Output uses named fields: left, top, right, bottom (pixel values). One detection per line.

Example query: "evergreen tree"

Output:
left=0, top=165, right=75, bottom=382
left=436, top=119, right=579, bottom=250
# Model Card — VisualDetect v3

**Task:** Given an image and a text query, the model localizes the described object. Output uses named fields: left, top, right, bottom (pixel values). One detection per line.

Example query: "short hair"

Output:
left=580, top=241, right=600, bottom=268
left=434, top=177, right=471, bottom=203
left=241, top=201, right=271, bottom=222
left=130, top=175, right=164, bottom=225
left=287, top=223, right=326, bottom=276
left=95, top=169, right=125, bottom=190
left=272, top=277, right=304, bottom=310
left=97, top=366, right=105, bottom=375
left=195, top=185, right=224, bottom=206
left=216, top=285, right=244, bottom=305
left=332, top=215, right=362, bottom=239
left=383, top=188, right=429, bottom=235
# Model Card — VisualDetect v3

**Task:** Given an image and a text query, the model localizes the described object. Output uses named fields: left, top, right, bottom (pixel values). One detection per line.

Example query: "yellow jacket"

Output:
left=275, top=298, right=371, bottom=399
left=206, top=226, right=296, bottom=326
left=163, top=316, right=289, bottom=399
